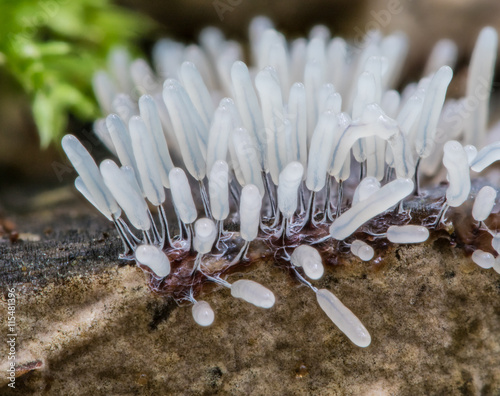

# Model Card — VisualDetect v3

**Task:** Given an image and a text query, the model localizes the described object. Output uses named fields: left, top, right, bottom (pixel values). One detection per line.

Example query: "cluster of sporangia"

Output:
left=63, top=17, right=499, bottom=347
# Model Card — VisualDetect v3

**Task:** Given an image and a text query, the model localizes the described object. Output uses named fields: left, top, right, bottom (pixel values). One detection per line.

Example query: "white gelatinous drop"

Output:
left=192, top=301, right=215, bottom=327
left=169, top=168, right=197, bottom=225
left=231, top=61, right=267, bottom=169
left=306, top=110, right=338, bottom=192
left=209, top=160, right=230, bottom=221
left=470, top=142, right=500, bottom=172
left=239, top=184, right=262, bottom=242
left=193, top=218, right=217, bottom=254
left=230, top=279, right=275, bottom=308
left=415, top=66, right=453, bottom=158
left=350, top=240, right=374, bottom=261
left=290, top=245, right=324, bottom=280
left=232, top=127, right=265, bottom=196
left=138, top=95, right=174, bottom=188
left=315, top=289, right=371, bottom=348
left=330, top=178, right=414, bottom=240
left=464, top=27, right=498, bottom=146
left=100, top=160, right=150, bottom=230
left=352, top=177, right=381, bottom=206
left=129, top=116, right=165, bottom=206
left=386, top=225, right=430, bottom=244
left=472, top=186, right=497, bottom=222
left=471, top=250, right=495, bottom=269
left=135, top=244, right=171, bottom=278
left=442, top=140, right=471, bottom=207
left=491, top=234, right=500, bottom=255
left=278, top=161, right=304, bottom=219
left=162, top=79, right=206, bottom=180
left=62, top=135, right=120, bottom=221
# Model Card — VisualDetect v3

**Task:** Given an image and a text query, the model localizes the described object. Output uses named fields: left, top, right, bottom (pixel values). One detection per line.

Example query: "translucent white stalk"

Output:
left=193, top=218, right=217, bottom=254
left=415, top=66, right=453, bottom=159
left=100, top=160, right=150, bottom=230
left=232, top=127, right=265, bottom=196
left=129, top=116, right=165, bottom=206
left=464, top=27, right=498, bottom=146
left=62, top=135, right=120, bottom=221
left=350, top=240, right=374, bottom=261
left=239, top=184, right=262, bottom=242
left=163, top=79, right=207, bottom=180
left=230, top=279, right=275, bottom=308
left=231, top=61, right=267, bottom=169
left=255, top=67, right=287, bottom=184
left=179, top=61, right=214, bottom=129
left=290, top=245, right=324, bottom=280
left=135, top=244, right=170, bottom=278
left=192, top=301, right=215, bottom=326
left=316, top=289, right=371, bottom=347
left=209, top=160, right=230, bottom=221
left=442, top=141, right=471, bottom=207
left=138, top=95, right=174, bottom=188
left=169, top=168, right=197, bottom=225
left=306, top=110, right=338, bottom=192
left=472, top=186, right=497, bottom=222
left=330, top=178, right=414, bottom=240
left=386, top=225, right=430, bottom=244
left=278, top=162, right=304, bottom=219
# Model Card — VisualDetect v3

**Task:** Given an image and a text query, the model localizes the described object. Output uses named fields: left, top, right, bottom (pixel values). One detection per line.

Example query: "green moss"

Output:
left=0, top=0, right=153, bottom=147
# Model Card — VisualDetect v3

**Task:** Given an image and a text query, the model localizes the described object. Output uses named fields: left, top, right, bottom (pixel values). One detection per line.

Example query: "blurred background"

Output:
left=0, top=0, right=499, bottom=189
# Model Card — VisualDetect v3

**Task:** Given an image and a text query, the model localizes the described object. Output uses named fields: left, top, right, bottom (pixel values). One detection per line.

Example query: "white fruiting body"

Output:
left=63, top=19, right=500, bottom=344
